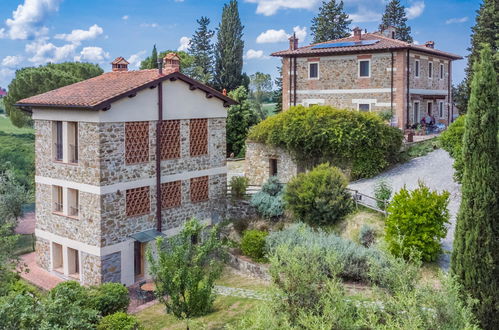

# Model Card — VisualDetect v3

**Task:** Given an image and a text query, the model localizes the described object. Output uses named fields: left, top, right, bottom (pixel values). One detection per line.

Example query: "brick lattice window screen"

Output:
left=160, top=120, right=180, bottom=160
left=190, top=176, right=209, bottom=202
left=125, top=122, right=149, bottom=164
left=126, top=186, right=150, bottom=217
left=190, top=119, right=208, bottom=156
left=161, top=180, right=181, bottom=208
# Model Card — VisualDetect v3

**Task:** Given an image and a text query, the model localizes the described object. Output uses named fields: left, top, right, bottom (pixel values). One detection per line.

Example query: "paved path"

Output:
left=214, top=285, right=269, bottom=300
left=19, top=252, right=63, bottom=290
left=349, top=149, right=461, bottom=269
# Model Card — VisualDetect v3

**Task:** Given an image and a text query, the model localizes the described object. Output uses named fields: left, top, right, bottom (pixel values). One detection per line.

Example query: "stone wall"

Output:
left=81, top=252, right=101, bottom=286
left=228, top=252, right=270, bottom=281
left=101, top=252, right=121, bottom=283
left=245, top=142, right=299, bottom=186
left=35, top=237, right=50, bottom=270
left=227, top=199, right=258, bottom=220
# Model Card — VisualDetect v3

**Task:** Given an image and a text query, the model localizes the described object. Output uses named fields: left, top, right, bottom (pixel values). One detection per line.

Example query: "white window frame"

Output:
left=439, top=101, right=444, bottom=118
left=358, top=59, right=371, bottom=78
left=357, top=103, right=371, bottom=112
left=414, top=59, right=420, bottom=78
left=413, top=101, right=420, bottom=123
left=439, top=63, right=444, bottom=80
left=428, top=61, right=433, bottom=79
left=308, top=62, right=320, bottom=80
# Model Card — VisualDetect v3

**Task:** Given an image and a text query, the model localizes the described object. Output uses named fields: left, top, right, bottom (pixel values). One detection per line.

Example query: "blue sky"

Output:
left=0, top=0, right=481, bottom=89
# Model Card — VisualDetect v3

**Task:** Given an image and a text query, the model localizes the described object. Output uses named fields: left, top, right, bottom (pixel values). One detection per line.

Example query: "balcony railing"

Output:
left=53, top=202, right=63, bottom=213
left=69, top=144, right=78, bottom=164
left=69, top=205, right=79, bottom=217
left=54, top=143, right=63, bottom=161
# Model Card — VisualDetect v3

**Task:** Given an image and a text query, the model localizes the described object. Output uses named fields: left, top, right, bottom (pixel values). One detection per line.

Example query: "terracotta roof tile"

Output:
left=271, top=33, right=462, bottom=60
left=16, top=69, right=236, bottom=110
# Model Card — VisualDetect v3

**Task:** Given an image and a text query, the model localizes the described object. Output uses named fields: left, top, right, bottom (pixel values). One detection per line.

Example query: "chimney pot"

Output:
left=381, top=26, right=397, bottom=39
left=163, top=53, right=181, bottom=73
left=288, top=33, right=298, bottom=50
left=111, top=57, right=129, bottom=72
left=353, top=27, right=362, bottom=41
left=425, top=41, right=435, bottom=48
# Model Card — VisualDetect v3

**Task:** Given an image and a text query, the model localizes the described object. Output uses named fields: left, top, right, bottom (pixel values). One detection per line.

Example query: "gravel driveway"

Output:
left=349, top=149, right=461, bottom=269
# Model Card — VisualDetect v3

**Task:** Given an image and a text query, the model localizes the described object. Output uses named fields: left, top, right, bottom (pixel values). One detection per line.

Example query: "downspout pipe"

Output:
left=448, top=61, right=452, bottom=125
left=293, top=56, right=297, bottom=106
left=288, top=56, right=292, bottom=108
left=390, top=50, right=394, bottom=120
left=406, top=49, right=410, bottom=128
left=156, top=59, right=163, bottom=232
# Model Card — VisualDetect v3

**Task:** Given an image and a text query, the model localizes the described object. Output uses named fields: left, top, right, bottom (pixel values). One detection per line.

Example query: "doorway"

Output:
left=269, top=158, right=278, bottom=177
left=427, top=101, right=433, bottom=115
left=134, top=241, right=145, bottom=280
left=52, top=243, right=63, bottom=273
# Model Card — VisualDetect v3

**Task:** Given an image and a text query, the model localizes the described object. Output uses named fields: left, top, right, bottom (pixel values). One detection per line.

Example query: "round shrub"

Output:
left=89, top=282, right=130, bottom=316
left=49, top=281, right=89, bottom=304
left=359, top=225, right=376, bottom=248
left=97, top=312, right=142, bottom=330
left=385, top=182, right=450, bottom=262
left=229, top=176, right=249, bottom=199
left=284, top=164, right=354, bottom=226
left=241, top=230, right=269, bottom=262
left=250, top=176, right=284, bottom=219
left=247, top=105, right=403, bottom=179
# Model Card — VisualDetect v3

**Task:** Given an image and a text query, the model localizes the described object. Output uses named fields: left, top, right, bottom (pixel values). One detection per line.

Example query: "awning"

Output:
left=130, top=229, right=165, bottom=243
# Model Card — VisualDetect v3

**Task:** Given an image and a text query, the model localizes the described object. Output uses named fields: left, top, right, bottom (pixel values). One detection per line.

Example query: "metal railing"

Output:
left=69, top=144, right=78, bottom=163
left=69, top=205, right=79, bottom=217
left=346, top=188, right=388, bottom=215
left=227, top=184, right=262, bottom=199
left=54, top=143, right=63, bottom=161
left=53, top=202, right=63, bottom=213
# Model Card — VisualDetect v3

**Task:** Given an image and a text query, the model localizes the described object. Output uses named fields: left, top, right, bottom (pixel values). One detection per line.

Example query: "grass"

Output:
left=330, top=208, right=385, bottom=244
left=215, top=267, right=269, bottom=292
left=0, top=115, right=34, bottom=135
left=400, top=138, right=440, bottom=161
left=14, top=234, right=35, bottom=255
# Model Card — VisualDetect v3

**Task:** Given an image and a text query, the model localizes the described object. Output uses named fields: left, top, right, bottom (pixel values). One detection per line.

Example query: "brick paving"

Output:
left=19, top=252, right=63, bottom=291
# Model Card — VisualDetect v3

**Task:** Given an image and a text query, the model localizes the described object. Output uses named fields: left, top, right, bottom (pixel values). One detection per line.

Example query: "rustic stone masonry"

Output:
left=35, top=237, right=50, bottom=270
left=102, top=252, right=121, bottom=283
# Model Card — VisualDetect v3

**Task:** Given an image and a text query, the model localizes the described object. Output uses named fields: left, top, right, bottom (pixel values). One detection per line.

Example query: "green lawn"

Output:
left=0, top=116, right=34, bottom=135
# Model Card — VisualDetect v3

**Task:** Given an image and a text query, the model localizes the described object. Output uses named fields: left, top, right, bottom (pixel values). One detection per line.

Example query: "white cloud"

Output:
left=140, top=23, right=159, bottom=28
left=74, top=47, right=109, bottom=62
left=445, top=16, right=468, bottom=24
left=0, top=29, right=6, bottom=38
left=2, top=55, right=23, bottom=67
left=256, top=26, right=307, bottom=44
left=177, top=36, right=191, bottom=52
left=406, top=1, right=425, bottom=19
left=349, top=9, right=381, bottom=23
left=2, top=0, right=61, bottom=40
left=122, top=15, right=129, bottom=20
left=25, top=38, right=78, bottom=64
left=0, top=68, right=15, bottom=88
left=244, top=49, right=266, bottom=60
left=128, top=50, right=146, bottom=68
left=54, top=24, right=104, bottom=44
left=245, top=0, right=320, bottom=16
left=413, top=40, right=420, bottom=45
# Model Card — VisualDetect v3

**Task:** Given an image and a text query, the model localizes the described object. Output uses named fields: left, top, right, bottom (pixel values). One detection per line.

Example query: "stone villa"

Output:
left=273, top=27, right=462, bottom=129
left=16, top=54, right=235, bottom=286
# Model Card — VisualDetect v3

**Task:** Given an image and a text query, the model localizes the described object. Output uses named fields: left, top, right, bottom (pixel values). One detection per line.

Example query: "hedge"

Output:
left=247, top=105, right=403, bottom=179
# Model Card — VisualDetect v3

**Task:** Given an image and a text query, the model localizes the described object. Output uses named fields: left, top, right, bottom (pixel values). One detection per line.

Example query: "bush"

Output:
left=284, top=164, right=353, bottom=226
left=266, top=224, right=388, bottom=283
left=97, top=312, right=142, bottom=330
left=378, top=109, right=393, bottom=122
left=241, top=230, right=268, bottom=262
left=248, top=105, right=403, bottom=179
left=439, top=115, right=465, bottom=182
left=373, top=180, right=392, bottom=210
left=250, top=176, right=284, bottom=219
left=359, top=225, right=376, bottom=248
left=229, top=176, right=249, bottom=199
left=89, top=282, right=130, bottom=316
left=385, top=182, right=450, bottom=262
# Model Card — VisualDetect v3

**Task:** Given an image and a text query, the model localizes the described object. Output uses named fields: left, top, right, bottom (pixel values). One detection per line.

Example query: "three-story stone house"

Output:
left=273, top=27, right=462, bottom=129
left=16, top=54, right=235, bottom=286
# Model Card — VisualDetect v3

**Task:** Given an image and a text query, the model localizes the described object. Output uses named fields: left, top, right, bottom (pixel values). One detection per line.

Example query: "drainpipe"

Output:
left=293, top=57, right=297, bottom=106
left=406, top=49, right=410, bottom=128
left=448, top=61, right=452, bottom=125
left=288, top=57, right=292, bottom=108
left=156, top=59, right=163, bottom=232
left=390, top=50, right=394, bottom=120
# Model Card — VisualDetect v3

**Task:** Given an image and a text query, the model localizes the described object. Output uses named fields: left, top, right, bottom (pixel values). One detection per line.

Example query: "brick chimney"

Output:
left=289, top=33, right=298, bottom=50
left=353, top=27, right=362, bottom=41
left=425, top=41, right=435, bottom=49
left=111, top=57, right=129, bottom=72
left=163, top=53, right=181, bottom=73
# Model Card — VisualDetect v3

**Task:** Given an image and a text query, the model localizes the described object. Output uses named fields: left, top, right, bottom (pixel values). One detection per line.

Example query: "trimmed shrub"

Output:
left=229, top=176, right=249, bottom=199
left=248, top=105, right=403, bottom=179
left=241, top=230, right=268, bottom=262
left=284, top=164, right=353, bottom=226
left=89, top=282, right=130, bottom=316
left=359, top=225, right=376, bottom=248
left=373, top=180, right=392, bottom=210
left=97, top=312, right=142, bottom=330
left=266, top=224, right=388, bottom=283
left=250, top=176, right=284, bottom=219
left=439, top=115, right=465, bottom=182
left=385, top=182, right=450, bottom=262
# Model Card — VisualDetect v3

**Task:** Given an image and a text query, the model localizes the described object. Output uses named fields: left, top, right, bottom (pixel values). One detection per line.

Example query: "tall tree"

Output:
left=451, top=45, right=498, bottom=330
left=213, top=0, right=244, bottom=92
left=378, top=0, right=413, bottom=42
left=188, top=17, right=215, bottom=84
left=249, top=72, right=272, bottom=119
left=460, top=0, right=498, bottom=113
left=4, top=62, right=103, bottom=127
left=273, top=66, right=283, bottom=114
left=140, top=50, right=195, bottom=75
left=151, top=44, right=158, bottom=69
left=311, top=0, right=352, bottom=43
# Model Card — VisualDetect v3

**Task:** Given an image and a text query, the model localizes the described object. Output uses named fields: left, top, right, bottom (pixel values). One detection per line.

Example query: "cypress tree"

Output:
left=273, top=66, right=282, bottom=114
left=311, top=0, right=352, bottom=43
left=460, top=0, right=498, bottom=113
left=213, top=0, right=244, bottom=92
left=151, top=44, right=158, bottom=69
left=451, top=44, right=499, bottom=330
left=188, top=16, right=215, bottom=83
left=378, top=0, right=413, bottom=42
